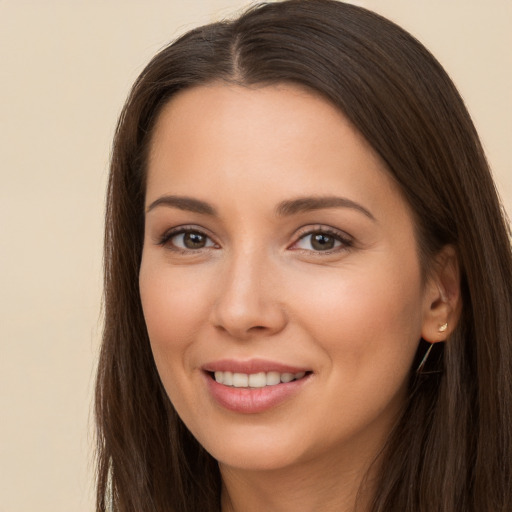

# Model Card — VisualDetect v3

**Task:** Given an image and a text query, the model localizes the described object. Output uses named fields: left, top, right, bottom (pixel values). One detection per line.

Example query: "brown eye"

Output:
left=163, top=229, right=216, bottom=251
left=183, top=231, right=207, bottom=249
left=293, top=228, right=351, bottom=253
left=310, top=232, right=336, bottom=251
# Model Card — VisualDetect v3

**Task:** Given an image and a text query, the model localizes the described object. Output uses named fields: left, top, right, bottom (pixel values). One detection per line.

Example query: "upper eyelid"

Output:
left=289, top=225, right=354, bottom=251
left=157, top=225, right=216, bottom=245
left=293, top=224, right=353, bottom=240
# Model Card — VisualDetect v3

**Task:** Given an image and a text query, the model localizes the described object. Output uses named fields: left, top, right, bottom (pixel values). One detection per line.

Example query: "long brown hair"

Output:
left=95, top=1, right=512, bottom=510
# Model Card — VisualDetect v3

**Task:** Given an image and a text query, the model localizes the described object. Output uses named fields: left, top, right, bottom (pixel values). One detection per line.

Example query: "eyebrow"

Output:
left=275, top=196, right=376, bottom=221
left=146, top=194, right=375, bottom=221
left=146, top=195, right=217, bottom=215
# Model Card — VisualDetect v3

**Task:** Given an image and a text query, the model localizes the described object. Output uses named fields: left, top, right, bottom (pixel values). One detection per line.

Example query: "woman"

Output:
left=95, top=0, right=512, bottom=510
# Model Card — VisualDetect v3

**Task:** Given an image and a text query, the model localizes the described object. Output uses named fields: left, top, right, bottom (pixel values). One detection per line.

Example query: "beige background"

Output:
left=0, top=1, right=510, bottom=510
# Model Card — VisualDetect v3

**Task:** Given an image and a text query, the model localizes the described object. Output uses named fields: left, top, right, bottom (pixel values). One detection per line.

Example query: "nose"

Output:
left=209, top=250, right=288, bottom=340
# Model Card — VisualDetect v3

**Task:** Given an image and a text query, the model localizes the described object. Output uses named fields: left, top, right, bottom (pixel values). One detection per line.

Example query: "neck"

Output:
left=220, top=446, right=381, bottom=512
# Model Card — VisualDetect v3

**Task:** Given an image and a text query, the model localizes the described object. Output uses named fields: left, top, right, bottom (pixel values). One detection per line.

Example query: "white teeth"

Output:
left=215, top=371, right=234, bottom=385
left=232, top=373, right=249, bottom=387
left=248, top=372, right=266, bottom=388
left=213, top=370, right=308, bottom=387
left=266, top=371, right=281, bottom=386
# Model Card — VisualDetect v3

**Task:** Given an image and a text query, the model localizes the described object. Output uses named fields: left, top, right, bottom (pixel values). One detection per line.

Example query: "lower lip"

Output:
left=205, top=373, right=311, bottom=414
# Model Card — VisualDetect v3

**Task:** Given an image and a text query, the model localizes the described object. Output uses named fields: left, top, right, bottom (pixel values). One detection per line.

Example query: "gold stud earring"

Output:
left=438, top=323, right=448, bottom=333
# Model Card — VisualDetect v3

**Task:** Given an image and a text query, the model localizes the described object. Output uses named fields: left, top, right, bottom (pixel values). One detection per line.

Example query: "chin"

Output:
left=194, top=424, right=311, bottom=472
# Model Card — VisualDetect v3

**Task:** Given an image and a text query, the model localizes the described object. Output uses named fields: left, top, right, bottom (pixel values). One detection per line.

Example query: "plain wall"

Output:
left=0, top=1, right=510, bottom=510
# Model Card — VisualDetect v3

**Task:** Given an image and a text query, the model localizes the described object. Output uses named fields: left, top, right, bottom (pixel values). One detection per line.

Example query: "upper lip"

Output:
left=202, top=358, right=310, bottom=374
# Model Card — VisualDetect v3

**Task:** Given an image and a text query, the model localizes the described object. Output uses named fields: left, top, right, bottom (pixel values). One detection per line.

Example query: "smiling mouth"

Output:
left=210, top=370, right=311, bottom=388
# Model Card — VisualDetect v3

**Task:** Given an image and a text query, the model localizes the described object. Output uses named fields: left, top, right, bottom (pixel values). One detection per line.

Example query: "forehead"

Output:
left=146, top=83, right=408, bottom=223
left=148, top=83, right=371, bottom=163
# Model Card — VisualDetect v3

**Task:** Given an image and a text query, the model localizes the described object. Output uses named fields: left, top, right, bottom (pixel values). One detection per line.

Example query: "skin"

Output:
left=139, top=84, right=457, bottom=511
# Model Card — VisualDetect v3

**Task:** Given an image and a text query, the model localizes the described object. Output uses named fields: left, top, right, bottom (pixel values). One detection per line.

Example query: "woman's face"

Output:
left=140, top=84, right=436, bottom=473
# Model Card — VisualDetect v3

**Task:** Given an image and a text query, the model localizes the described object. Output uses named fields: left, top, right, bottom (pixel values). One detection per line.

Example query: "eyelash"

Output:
left=156, top=225, right=353, bottom=255
left=157, top=226, right=217, bottom=254
left=291, top=226, right=354, bottom=254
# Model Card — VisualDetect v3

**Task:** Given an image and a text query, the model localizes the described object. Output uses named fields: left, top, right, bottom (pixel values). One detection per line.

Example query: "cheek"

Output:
left=139, top=262, right=212, bottom=373
left=291, top=263, right=424, bottom=435
left=291, top=258, right=424, bottom=373
left=138, top=261, right=218, bottom=421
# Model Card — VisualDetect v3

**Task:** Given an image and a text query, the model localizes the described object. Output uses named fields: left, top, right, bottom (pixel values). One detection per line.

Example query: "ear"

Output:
left=421, top=245, right=462, bottom=343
